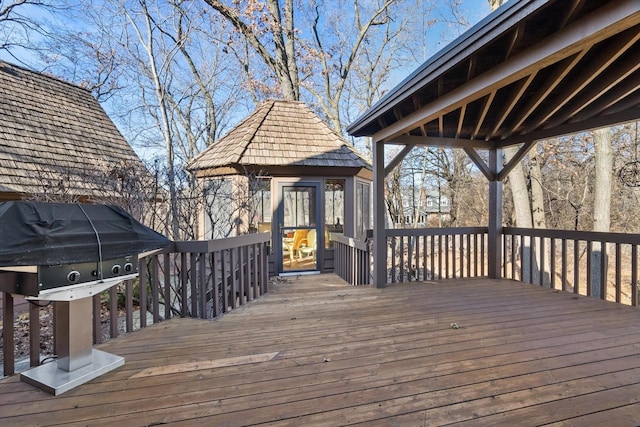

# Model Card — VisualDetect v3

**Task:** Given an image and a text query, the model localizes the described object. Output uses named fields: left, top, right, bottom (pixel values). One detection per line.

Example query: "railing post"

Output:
left=488, top=147, right=503, bottom=279
left=3, top=292, right=14, bottom=376
left=373, top=139, right=387, bottom=288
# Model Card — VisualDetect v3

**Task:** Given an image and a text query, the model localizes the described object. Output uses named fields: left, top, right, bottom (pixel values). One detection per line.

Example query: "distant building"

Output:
left=393, top=191, right=451, bottom=227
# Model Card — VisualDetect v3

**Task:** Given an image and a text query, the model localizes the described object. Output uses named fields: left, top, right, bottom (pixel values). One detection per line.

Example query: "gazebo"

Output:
left=347, top=0, right=640, bottom=287
left=188, top=99, right=372, bottom=275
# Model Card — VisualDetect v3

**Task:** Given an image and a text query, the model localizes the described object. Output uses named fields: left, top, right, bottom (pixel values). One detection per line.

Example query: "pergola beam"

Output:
left=384, top=144, right=415, bottom=176
left=464, top=148, right=494, bottom=181
left=387, top=135, right=493, bottom=149
left=497, top=141, right=536, bottom=181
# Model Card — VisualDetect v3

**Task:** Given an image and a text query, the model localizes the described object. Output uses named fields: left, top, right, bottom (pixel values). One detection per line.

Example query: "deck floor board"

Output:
left=2, top=275, right=640, bottom=426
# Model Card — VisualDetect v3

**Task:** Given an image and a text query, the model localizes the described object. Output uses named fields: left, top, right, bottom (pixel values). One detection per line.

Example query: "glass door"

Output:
left=278, top=183, right=320, bottom=272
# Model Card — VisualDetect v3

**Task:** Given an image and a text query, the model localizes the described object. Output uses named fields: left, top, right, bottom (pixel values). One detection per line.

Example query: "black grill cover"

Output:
left=0, top=201, right=171, bottom=266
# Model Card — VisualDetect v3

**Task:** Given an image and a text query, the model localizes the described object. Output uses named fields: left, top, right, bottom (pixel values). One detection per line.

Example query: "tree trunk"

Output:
left=591, top=128, right=613, bottom=297
left=504, top=146, right=534, bottom=281
left=529, top=150, right=550, bottom=285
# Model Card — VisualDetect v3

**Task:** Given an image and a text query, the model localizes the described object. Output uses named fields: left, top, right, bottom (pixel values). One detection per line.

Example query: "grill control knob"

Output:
left=112, top=264, right=121, bottom=275
left=67, top=271, right=80, bottom=283
left=124, top=262, right=134, bottom=273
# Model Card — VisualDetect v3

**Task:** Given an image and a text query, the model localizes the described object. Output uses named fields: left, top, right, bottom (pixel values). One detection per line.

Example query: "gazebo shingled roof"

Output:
left=188, top=100, right=371, bottom=175
left=0, top=61, right=149, bottom=200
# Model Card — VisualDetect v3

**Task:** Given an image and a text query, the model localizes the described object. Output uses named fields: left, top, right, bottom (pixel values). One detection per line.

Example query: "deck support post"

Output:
left=488, top=148, right=503, bottom=279
left=373, top=139, right=387, bottom=287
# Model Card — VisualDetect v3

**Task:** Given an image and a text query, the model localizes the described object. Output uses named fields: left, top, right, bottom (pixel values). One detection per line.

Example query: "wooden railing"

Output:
left=503, top=227, right=640, bottom=306
left=386, top=227, right=489, bottom=282
left=333, top=234, right=370, bottom=285
left=1, top=232, right=270, bottom=377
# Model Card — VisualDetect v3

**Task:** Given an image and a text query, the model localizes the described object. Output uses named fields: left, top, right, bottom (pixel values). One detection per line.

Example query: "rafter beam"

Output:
left=526, top=26, right=640, bottom=131
left=490, top=72, right=537, bottom=138
left=561, top=0, right=586, bottom=28
left=456, top=104, right=467, bottom=138
left=371, top=0, right=640, bottom=144
left=570, top=69, right=640, bottom=123
left=546, top=48, right=640, bottom=128
left=473, top=92, right=496, bottom=140
left=506, top=50, right=588, bottom=138
left=499, top=106, right=640, bottom=147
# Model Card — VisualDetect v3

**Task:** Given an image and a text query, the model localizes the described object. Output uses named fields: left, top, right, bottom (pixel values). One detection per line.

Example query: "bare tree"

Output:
left=202, top=0, right=299, bottom=101
left=0, top=0, right=57, bottom=61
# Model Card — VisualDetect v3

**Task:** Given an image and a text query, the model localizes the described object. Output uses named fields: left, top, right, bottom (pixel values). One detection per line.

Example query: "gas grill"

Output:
left=0, top=201, right=170, bottom=395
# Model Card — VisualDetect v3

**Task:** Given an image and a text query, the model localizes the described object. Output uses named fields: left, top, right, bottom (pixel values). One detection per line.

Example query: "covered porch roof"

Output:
left=347, top=0, right=640, bottom=179
left=347, top=0, right=640, bottom=286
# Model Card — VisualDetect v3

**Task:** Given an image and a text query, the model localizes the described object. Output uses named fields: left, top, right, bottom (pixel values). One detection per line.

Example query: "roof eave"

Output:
left=346, top=0, right=549, bottom=137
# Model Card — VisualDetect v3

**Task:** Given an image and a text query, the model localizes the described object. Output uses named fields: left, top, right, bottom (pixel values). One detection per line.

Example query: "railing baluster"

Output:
left=140, top=258, right=148, bottom=328
left=180, top=252, right=188, bottom=316
left=421, top=235, right=426, bottom=280
left=163, top=253, right=171, bottom=320
left=510, top=234, right=516, bottom=280
left=199, top=253, right=207, bottom=319
left=212, top=251, right=219, bottom=317
left=561, top=239, right=567, bottom=292
left=400, top=236, right=405, bottom=282
left=152, top=255, right=160, bottom=323
left=539, top=237, right=545, bottom=287
left=437, top=235, right=443, bottom=279
left=221, top=250, right=229, bottom=313
left=445, top=235, right=450, bottom=279
left=452, top=234, right=457, bottom=279
left=190, top=252, right=198, bottom=316
left=573, top=239, right=579, bottom=294
left=615, top=243, right=621, bottom=304
left=480, top=233, right=486, bottom=276
left=632, top=245, right=638, bottom=307
left=239, top=246, right=246, bottom=306
left=414, top=236, right=420, bottom=281
left=430, top=235, right=435, bottom=280
left=467, top=234, right=471, bottom=279
left=600, top=241, right=607, bottom=300
left=586, top=241, right=592, bottom=297
left=550, top=238, right=556, bottom=290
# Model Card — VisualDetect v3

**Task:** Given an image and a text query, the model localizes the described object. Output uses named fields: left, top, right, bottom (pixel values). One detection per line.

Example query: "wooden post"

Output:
left=488, top=148, right=503, bottom=279
left=373, top=139, right=387, bottom=287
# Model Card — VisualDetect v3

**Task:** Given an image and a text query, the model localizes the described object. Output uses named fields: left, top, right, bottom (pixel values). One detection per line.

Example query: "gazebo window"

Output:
left=325, top=179, right=345, bottom=248
left=249, top=178, right=271, bottom=233
left=356, top=180, right=371, bottom=239
left=204, top=178, right=233, bottom=239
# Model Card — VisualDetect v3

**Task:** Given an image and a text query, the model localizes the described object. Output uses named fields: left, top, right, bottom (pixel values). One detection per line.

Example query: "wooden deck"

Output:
left=3, top=275, right=640, bottom=426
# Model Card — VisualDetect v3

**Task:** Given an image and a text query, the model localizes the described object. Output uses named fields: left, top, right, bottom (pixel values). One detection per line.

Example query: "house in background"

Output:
left=0, top=61, right=151, bottom=205
left=392, top=191, right=452, bottom=227
left=0, top=61, right=154, bottom=316
left=188, top=99, right=372, bottom=275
